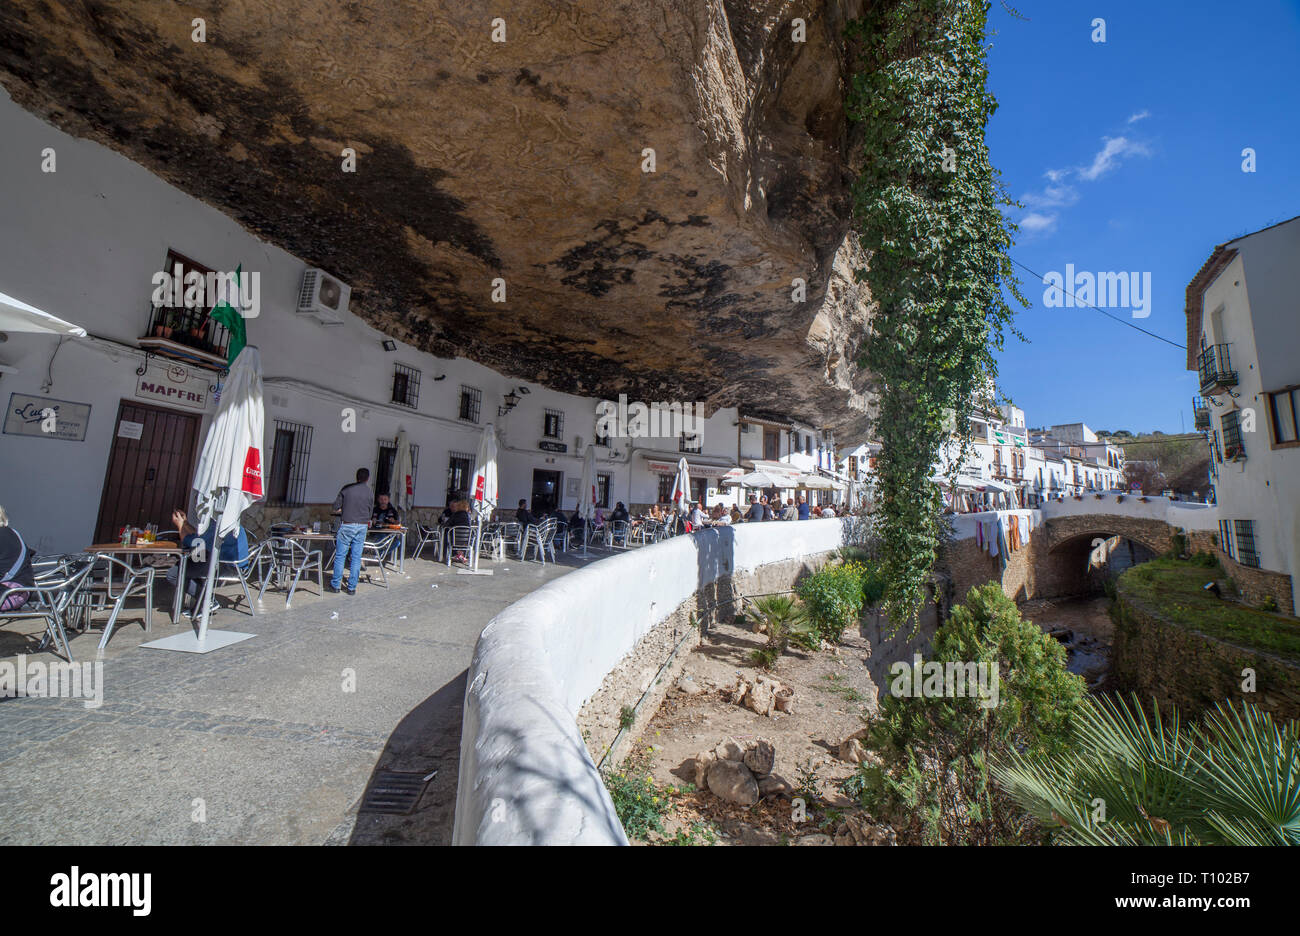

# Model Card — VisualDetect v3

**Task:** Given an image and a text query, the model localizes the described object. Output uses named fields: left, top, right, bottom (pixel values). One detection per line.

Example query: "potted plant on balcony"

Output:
left=151, top=309, right=175, bottom=339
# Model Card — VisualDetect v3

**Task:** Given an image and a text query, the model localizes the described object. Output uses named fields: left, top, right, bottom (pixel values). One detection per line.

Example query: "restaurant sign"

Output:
left=135, top=361, right=209, bottom=412
left=3, top=393, right=92, bottom=442
left=538, top=441, right=567, bottom=453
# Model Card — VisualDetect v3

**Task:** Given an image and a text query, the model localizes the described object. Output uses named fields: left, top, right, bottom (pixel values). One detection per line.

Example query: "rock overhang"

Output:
left=0, top=0, right=874, bottom=435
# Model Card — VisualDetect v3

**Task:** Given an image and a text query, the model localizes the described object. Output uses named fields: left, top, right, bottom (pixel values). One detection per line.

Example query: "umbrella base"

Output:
left=139, top=630, right=256, bottom=654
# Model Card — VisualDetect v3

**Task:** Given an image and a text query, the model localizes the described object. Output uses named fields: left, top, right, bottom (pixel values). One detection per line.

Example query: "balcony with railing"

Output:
left=1197, top=344, right=1238, bottom=395
left=138, top=302, right=231, bottom=369
left=1192, top=396, right=1210, bottom=431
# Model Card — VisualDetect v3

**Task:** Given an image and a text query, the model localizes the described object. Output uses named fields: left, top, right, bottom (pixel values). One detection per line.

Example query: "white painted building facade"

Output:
left=1186, top=214, right=1300, bottom=600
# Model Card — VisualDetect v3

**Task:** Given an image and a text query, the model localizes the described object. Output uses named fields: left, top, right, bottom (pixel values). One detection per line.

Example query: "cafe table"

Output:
left=86, top=542, right=188, bottom=625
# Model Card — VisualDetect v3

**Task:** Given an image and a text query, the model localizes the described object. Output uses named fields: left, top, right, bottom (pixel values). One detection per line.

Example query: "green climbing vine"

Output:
left=846, top=0, right=1025, bottom=627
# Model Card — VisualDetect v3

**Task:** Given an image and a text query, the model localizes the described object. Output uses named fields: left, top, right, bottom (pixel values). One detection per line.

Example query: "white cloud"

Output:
left=1018, top=212, right=1058, bottom=234
left=1021, top=183, right=1079, bottom=211
left=1127, top=109, right=1151, bottom=124
left=1078, top=136, right=1152, bottom=181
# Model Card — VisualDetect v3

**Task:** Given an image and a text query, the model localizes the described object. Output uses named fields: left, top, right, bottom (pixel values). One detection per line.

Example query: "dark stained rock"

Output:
left=0, top=0, right=874, bottom=433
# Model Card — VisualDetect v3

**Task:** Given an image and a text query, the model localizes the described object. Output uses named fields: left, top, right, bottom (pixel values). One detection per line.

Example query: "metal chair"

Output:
left=444, top=526, right=476, bottom=566
left=0, top=558, right=94, bottom=661
left=257, top=537, right=323, bottom=608
left=634, top=520, right=659, bottom=545
left=359, top=532, right=398, bottom=587
left=522, top=517, right=558, bottom=564
left=413, top=522, right=443, bottom=561
left=83, top=553, right=155, bottom=651
left=496, top=522, right=523, bottom=559
left=607, top=520, right=631, bottom=549
left=196, top=544, right=262, bottom=620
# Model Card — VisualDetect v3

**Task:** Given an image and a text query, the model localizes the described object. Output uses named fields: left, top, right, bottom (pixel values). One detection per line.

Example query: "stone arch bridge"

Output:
left=951, top=501, right=1219, bottom=603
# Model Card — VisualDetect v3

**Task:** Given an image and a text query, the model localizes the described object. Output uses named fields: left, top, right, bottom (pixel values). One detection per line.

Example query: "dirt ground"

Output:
left=629, top=615, right=883, bottom=845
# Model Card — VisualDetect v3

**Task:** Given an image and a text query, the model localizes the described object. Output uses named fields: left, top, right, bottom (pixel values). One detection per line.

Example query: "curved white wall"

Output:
left=453, top=518, right=851, bottom=846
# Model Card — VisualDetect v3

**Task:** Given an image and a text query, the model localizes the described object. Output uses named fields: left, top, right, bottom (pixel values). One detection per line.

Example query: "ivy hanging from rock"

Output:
left=846, top=0, right=1025, bottom=627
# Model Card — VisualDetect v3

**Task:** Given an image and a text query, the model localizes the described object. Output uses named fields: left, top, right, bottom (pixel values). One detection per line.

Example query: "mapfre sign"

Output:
left=135, top=361, right=210, bottom=412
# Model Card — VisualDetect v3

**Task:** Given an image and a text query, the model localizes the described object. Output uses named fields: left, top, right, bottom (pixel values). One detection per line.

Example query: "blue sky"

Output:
left=984, top=0, right=1300, bottom=433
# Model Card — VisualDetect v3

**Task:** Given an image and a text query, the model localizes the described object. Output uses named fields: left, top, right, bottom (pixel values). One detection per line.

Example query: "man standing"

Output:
left=745, top=497, right=764, bottom=522
left=797, top=494, right=811, bottom=521
left=330, top=468, right=373, bottom=595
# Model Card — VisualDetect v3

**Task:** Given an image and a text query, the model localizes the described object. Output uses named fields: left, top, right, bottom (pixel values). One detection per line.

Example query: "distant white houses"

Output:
left=933, top=398, right=1124, bottom=511
left=1185, top=214, right=1299, bottom=611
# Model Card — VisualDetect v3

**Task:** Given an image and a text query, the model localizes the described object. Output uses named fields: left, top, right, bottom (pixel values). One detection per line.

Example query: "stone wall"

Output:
left=578, top=553, right=841, bottom=772
left=453, top=517, right=857, bottom=845
left=1212, top=548, right=1296, bottom=616
left=1110, top=588, right=1300, bottom=721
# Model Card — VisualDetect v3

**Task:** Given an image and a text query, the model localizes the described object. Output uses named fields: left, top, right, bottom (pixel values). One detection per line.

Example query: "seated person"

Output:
left=710, top=504, right=731, bottom=526
left=729, top=504, right=743, bottom=524
left=371, top=492, right=401, bottom=527
left=515, top=499, right=536, bottom=529
left=780, top=499, right=797, bottom=521
left=446, top=500, right=473, bottom=563
left=610, top=501, right=630, bottom=524
left=745, top=498, right=764, bottom=522
left=687, top=502, right=706, bottom=529
left=0, top=504, right=35, bottom=611
left=168, top=508, right=249, bottom=610
left=568, top=509, right=586, bottom=534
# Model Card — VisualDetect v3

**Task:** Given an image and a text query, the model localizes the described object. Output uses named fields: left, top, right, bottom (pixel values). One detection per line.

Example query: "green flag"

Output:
left=208, top=264, right=247, bottom=365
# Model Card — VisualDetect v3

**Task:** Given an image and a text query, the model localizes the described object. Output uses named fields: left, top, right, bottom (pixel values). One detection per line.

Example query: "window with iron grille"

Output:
left=596, top=473, right=611, bottom=508
left=1234, top=519, right=1259, bottom=567
left=1221, top=409, right=1245, bottom=458
left=458, top=386, right=481, bottom=423
left=657, top=475, right=674, bottom=503
left=679, top=431, right=702, bottom=453
left=375, top=439, right=419, bottom=500
left=543, top=408, right=564, bottom=439
left=446, top=451, right=475, bottom=505
left=266, top=419, right=313, bottom=507
left=391, top=364, right=421, bottom=409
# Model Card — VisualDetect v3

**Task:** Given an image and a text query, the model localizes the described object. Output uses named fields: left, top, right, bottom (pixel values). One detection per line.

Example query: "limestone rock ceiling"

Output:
left=0, top=0, right=872, bottom=435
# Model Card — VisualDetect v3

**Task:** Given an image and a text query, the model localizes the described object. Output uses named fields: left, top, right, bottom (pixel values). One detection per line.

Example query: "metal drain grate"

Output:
left=359, top=769, right=436, bottom=815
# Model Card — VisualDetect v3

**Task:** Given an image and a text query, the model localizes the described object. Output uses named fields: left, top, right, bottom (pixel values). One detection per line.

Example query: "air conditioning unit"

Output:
left=297, top=267, right=350, bottom=325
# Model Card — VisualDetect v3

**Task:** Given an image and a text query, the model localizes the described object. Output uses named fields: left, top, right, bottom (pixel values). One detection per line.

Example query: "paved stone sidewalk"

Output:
left=0, top=551, right=578, bottom=844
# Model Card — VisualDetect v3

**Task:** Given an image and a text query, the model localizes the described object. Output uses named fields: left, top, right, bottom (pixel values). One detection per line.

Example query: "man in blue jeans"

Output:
left=330, top=467, right=373, bottom=595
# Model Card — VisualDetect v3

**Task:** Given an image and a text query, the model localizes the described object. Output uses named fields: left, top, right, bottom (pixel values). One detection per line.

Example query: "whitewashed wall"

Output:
left=453, top=517, right=852, bottom=845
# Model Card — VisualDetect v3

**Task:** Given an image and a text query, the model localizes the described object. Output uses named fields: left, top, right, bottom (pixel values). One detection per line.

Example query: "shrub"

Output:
left=845, top=584, right=1086, bottom=845
left=797, top=562, right=868, bottom=645
left=603, top=770, right=673, bottom=841
left=743, top=594, right=816, bottom=669
left=993, top=695, right=1300, bottom=845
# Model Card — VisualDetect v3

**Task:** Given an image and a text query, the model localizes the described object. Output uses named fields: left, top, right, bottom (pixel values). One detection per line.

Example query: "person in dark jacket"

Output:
left=610, top=502, right=630, bottom=523
left=0, top=504, right=35, bottom=611
left=515, top=499, right=536, bottom=529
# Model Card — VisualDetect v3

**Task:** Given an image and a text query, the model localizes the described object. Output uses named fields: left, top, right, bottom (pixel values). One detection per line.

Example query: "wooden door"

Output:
left=94, top=401, right=201, bottom=543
